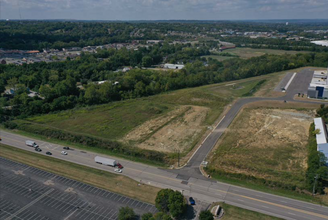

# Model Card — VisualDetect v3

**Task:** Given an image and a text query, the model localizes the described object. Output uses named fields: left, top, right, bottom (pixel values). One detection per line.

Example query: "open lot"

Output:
left=207, top=107, right=315, bottom=190
left=218, top=48, right=310, bottom=59
left=0, top=156, right=157, bottom=220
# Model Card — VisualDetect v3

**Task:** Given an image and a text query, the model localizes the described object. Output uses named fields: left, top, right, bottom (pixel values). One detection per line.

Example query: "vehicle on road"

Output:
left=114, top=168, right=122, bottom=173
left=95, top=156, right=118, bottom=167
left=26, top=140, right=38, bottom=148
left=61, top=151, right=68, bottom=155
left=63, top=147, right=70, bottom=150
left=35, top=148, right=42, bottom=152
left=189, top=197, right=195, bottom=205
left=117, top=163, right=124, bottom=169
left=0, top=137, right=2, bottom=141
left=46, top=151, right=52, bottom=155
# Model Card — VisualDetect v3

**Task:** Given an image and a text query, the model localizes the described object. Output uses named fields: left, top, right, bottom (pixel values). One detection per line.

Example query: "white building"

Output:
left=307, top=68, right=328, bottom=99
left=313, top=117, right=328, bottom=162
left=164, top=63, right=185, bottom=70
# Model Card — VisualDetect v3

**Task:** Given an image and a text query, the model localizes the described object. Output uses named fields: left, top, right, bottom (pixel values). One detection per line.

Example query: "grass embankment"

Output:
left=0, top=143, right=160, bottom=204
left=213, top=202, right=282, bottom=220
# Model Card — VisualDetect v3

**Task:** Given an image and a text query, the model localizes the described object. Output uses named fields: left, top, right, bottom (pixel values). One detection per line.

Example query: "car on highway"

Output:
left=46, top=151, right=52, bottom=155
left=35, top=148, right=42, bottom=152
left=63, top=147, right=70, bottom=150
left=61, top=151, right=68, bottom=155
left=114, top=168, right=122, bottom=173
left=189, top=197, right=195, bottom=205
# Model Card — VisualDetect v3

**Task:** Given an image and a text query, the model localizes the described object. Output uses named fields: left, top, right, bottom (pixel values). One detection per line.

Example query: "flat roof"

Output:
left=314, top=117, right=327, bottom=144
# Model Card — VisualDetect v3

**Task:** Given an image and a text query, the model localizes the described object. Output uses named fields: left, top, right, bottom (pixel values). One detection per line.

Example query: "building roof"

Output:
left=314, top=117, right=328, bottom=144
left=309, top=69, right=328, bottom=88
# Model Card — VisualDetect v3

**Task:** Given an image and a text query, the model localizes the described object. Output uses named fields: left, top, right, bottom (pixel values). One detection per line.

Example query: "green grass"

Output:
left=212, top=202, right=282, bottom=220
left=201, top=55, right=235, bottom=61
left=214, top=48, right=310, bottom=59
left=14, top=77, right=266, bottom=143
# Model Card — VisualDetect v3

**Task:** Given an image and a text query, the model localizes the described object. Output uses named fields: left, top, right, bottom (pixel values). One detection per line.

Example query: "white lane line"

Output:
left=284, top=72, right=297, bottom=90
left=5, top=189, right=54, bottom=220
left=288, top=212, right=296, bottom=216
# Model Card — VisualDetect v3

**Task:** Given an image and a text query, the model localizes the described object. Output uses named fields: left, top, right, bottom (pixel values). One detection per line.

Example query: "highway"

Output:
left=1, top=68, right=328, bottom=220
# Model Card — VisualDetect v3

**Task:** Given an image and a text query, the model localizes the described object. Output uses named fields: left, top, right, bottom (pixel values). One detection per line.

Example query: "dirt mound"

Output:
left=123, top=105, right=209, bottom=153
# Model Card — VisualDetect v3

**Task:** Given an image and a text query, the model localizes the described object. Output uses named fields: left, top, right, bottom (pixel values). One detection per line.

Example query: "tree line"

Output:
left=1, top=51, right=327, bottom=122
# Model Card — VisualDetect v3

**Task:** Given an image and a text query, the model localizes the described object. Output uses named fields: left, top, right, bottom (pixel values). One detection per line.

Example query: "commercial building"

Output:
left=307, top=68, right=328, bottom=99
left=313, top=117, right=328, bottom=162
left=164, top=63, right=185, bottom=69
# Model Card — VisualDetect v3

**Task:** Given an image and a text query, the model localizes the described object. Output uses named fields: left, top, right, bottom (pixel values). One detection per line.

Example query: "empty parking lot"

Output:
left=0, top=157, right=157, bottom=220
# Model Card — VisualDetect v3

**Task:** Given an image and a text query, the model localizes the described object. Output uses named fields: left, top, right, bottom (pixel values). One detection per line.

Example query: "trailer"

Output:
left=26, top=140, right=38, bottom=148
left=95, top=156, right=118, bottom=167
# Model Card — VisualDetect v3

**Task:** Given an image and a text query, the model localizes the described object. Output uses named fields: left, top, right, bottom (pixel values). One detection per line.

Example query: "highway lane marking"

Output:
left=2, top=135, right=328, bottom=219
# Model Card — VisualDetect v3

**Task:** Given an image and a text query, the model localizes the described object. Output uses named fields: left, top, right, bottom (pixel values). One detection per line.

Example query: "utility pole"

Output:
left=312, top=174, right=318, bottom=196
left=177, top=150, right=180, bottom=167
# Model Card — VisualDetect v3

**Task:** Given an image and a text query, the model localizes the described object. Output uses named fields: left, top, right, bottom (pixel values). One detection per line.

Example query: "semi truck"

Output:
left=95, top=156, right=118, bottom=167
left=26, top=140, right=38, bottom=148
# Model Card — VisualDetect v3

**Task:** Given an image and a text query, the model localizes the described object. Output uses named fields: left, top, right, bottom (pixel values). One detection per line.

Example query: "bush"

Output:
left=4, top=121, right=18, bottom=129
left=199, top=210, right=214, bottom=220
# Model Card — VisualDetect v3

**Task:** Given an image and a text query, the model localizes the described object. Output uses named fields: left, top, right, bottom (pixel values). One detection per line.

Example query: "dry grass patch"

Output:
left=123, top=105, right=209, bottom=153
left=209, top=107, right=315, bottom=189
left=0, top=143, right=160, bottom=204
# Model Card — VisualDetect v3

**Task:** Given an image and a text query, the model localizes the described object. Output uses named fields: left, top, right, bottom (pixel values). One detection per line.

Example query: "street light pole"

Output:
left=312, top=175, right=318, bottom=196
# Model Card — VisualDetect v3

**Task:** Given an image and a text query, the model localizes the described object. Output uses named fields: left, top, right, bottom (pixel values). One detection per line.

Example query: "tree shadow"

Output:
left=180, top=205, right=196, bottom=220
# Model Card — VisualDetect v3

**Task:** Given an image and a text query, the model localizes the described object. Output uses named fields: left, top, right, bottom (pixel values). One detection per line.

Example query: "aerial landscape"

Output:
left=0, top=0, right=328, bottom=220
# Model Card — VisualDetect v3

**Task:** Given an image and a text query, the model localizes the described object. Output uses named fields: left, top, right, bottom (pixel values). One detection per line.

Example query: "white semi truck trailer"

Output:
left=95, top=156, right=118, bottom=167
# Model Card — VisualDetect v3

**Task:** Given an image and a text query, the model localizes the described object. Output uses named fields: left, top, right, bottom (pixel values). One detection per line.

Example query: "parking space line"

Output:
left=5, top=189, right=54, bottom=220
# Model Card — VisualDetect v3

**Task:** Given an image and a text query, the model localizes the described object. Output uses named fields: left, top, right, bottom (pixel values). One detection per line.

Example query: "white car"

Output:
left=114, top=168, right=122, bottom=173
left=61, top=151, right=68, bottom=155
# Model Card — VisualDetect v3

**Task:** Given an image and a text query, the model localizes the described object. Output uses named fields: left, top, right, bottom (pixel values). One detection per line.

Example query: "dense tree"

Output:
left=155, top=189, right=186, bottom=218
left=118, top=207, right=136, bottom=220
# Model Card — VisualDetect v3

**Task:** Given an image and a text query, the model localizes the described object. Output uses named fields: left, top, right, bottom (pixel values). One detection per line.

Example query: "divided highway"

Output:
left=1, top=68, right=328, bottom=220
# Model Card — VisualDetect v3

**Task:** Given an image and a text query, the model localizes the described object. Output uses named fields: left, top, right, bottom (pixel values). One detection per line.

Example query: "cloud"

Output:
left=1, top=0, right=328, bottom=20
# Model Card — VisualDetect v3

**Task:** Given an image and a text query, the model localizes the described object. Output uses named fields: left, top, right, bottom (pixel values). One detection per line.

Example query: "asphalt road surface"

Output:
left=1, top=68, right=328, bottom=220
left=0, top=157, right=156, bottom=220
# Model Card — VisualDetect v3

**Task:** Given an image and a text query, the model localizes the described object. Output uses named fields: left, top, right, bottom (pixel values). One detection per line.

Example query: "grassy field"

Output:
left=0, top=143, right=160, bottom=204
left=212, top=202, right=282, bottom=220
left=13, top=76, right=266, bottom=156
left=201, top=55, right=234, bottom=61
left=208, top=107, right=314, bottom=189
left=214, top=48, right=310, bottom=59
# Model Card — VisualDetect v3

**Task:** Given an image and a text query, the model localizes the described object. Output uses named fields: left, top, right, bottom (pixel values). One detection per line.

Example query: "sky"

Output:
left=1, top=0, right=328, bottom=20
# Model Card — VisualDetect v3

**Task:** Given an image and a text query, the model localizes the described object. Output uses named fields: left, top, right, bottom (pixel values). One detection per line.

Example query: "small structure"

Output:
left=307, top=68, right=328, bottom=99
left=164, top=63, right=185, bottom=70
left=313, top=117, right=328, bottom=162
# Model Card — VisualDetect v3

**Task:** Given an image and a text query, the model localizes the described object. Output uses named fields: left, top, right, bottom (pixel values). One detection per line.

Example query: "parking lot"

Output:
left=0, top=157, right=157, bottom=220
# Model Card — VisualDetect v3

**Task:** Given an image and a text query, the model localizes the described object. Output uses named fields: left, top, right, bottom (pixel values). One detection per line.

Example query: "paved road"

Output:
left=1, top=68, right=328, bottom=220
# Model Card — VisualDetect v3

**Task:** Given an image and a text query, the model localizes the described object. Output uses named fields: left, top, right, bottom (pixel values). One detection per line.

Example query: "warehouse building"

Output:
left=313, top=117, right=328, bottom=162
left=307, top=68, right=328, bottom=99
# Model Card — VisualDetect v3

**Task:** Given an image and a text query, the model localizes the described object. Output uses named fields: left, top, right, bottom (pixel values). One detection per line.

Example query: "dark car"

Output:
left=63, top=147, right=70, bottom=150
left=46, top=151, right=52, bottom=155
left=189, top=197, right=195, bottom=205
left=117, top=163, right=124, bottom=169
left=35, top=148, right=42, bottom=152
